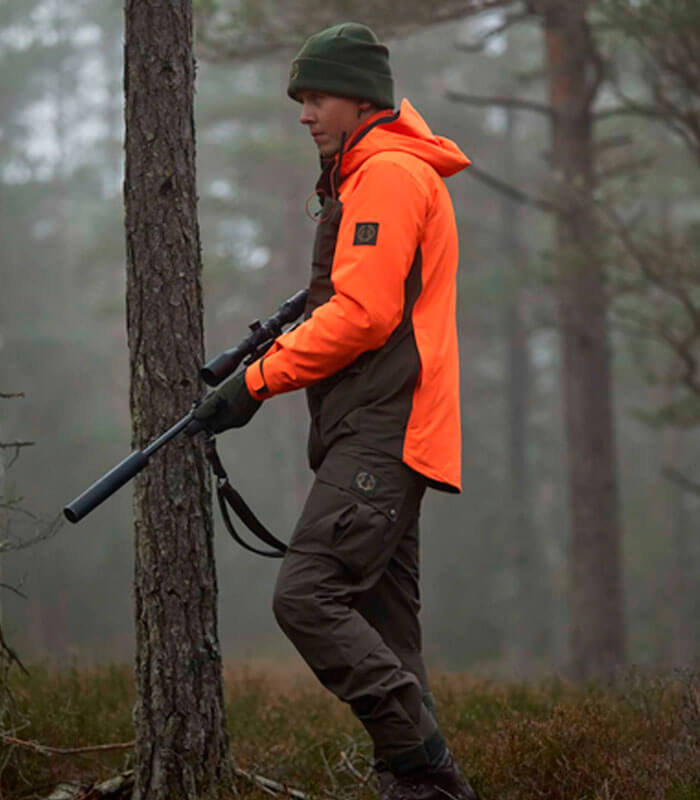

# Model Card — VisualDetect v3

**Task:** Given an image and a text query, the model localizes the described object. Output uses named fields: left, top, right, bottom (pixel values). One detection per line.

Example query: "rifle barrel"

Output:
left=64, top=450, right=148, bottom=523
left=64, top=412, right=194, bottom=523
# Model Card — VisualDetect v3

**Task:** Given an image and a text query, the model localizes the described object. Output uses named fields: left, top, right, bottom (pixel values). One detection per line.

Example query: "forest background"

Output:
left=1, top=0, right=699, bottom=680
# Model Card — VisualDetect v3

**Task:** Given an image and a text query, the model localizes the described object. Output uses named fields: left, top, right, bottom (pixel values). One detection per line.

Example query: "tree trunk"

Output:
left=124, top=2, right=231, bottom=798
left=540, top=1, right=625, bottom=680
left=500, top=108, right=541, bottom=675
left=661, top=428, right=694, bottom=667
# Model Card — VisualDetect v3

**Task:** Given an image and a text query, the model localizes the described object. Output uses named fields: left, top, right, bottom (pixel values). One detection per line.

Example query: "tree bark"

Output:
left=124, top=1, right=231, bottom=797
left=500, top=108, right=541, bottom=674
left=539, top=1, right=625, bottom=680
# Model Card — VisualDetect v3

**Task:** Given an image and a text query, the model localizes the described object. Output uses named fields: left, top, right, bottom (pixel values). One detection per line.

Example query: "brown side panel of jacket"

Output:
left=305, top=199, right=423, bottom=470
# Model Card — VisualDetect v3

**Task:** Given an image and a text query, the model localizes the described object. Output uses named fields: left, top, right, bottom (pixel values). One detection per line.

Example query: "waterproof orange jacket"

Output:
left=246, top=99, right=470, bottom=491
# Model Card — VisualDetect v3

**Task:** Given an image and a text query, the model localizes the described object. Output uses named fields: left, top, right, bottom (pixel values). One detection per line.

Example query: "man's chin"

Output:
left=319, top=145, right=339, bottom=158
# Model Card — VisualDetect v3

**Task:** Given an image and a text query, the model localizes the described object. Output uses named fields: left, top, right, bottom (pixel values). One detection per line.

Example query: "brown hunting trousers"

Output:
left=273, top=437, right=444, bottom=773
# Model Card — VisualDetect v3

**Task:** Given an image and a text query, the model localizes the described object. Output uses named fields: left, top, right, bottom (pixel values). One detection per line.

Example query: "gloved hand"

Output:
left=191, top=371, right=262, bottom=434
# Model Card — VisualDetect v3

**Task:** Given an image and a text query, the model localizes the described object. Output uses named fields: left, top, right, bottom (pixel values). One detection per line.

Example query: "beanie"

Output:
left=287, top=23, right=394, bottom=110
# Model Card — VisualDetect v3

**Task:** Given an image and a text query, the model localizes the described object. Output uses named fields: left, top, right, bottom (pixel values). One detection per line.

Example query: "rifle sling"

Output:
left=204, top=436, right=287, bottom=558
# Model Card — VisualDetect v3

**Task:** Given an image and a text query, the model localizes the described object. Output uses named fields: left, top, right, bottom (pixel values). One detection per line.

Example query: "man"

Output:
left=194, top=22, right=477, bottom=800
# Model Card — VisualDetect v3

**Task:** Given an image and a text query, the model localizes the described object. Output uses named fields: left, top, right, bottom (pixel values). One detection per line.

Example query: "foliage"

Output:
left=1, top=0, right=698, bottom=682
left=193, top=0, right=510, bottom=61
left=599, top=0, right=700, bottom=162
left=595, top=0, right=700, bottom=427
left=1, top=665, right=699, bottom=799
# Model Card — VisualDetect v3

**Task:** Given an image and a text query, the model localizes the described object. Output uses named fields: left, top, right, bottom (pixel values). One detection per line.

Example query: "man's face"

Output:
left=298, top=91, right=366, bottom=158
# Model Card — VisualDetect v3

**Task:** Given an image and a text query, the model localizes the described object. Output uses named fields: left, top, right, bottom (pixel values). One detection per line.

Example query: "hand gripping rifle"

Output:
left=63, top=290, right=308, bottom=547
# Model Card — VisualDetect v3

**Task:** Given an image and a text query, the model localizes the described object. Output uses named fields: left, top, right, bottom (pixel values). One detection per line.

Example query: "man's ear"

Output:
left=357, top=100, right=374, bottom=118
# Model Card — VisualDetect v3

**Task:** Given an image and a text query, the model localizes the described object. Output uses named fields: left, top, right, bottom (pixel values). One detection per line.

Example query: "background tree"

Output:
left=1, top=0, right=698, bottom=683
left=533, top=0, right=624, bottom=681
left=596, top=0, right=700, bottom=428
left=444, top=0, right=626, bottom=679
left=124, top=0, right=231, bottom=797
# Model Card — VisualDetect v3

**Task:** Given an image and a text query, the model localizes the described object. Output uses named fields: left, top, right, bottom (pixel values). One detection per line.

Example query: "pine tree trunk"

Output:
left=501, top=108, right=541, bottom=674
left=540, top=2, right=625, bottom=680
left=124, top=2, right=231, bottom=797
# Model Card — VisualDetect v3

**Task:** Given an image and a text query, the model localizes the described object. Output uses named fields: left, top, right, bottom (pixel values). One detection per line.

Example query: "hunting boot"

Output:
left=379, top=752, right=481, bottom=800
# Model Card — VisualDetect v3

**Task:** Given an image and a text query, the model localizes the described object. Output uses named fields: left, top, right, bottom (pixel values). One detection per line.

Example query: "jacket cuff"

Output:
left=245, top=359, right=271, bottom=401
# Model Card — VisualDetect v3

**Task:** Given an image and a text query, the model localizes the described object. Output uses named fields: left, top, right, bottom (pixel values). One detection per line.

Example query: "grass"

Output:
left=0, top=664, right=699, bottom=799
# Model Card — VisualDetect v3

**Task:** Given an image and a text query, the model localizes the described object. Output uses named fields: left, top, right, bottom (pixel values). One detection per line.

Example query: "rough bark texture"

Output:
left=540, top=1, right=625, bottom=680
left=124, top=1, right=231, bottom=798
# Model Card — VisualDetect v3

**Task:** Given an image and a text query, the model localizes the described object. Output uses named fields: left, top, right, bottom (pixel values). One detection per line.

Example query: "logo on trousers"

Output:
left=353, top=469, right=379, bottom=496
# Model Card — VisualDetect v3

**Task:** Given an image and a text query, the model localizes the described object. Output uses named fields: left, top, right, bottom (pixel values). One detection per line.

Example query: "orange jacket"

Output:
left=246, top=99, right=470, bottom=491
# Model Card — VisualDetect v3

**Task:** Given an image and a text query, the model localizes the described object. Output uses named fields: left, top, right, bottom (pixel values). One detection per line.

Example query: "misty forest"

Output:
left=1, top=1, right=699, bottom=799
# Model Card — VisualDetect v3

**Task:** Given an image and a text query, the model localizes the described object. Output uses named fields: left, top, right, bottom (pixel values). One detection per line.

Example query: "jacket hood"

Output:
left=339, top=98, right=470, bottom=179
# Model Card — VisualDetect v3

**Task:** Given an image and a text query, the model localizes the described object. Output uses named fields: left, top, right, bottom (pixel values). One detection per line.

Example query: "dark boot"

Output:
left=379, top=753, right=481, bottom=800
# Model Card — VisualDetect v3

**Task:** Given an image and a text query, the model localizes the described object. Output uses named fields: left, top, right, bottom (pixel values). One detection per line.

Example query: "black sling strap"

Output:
left=203, top=435, right=287, bottom=558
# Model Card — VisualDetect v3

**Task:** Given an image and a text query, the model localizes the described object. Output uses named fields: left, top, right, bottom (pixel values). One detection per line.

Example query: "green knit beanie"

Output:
left=288, top=22, right=394, bottom=110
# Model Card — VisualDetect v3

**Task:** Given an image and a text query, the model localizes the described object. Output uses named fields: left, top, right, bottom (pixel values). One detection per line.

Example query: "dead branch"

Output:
left=0, top=512, right=64, bottom=553
left=0, top=441, right=34, bottom=469
left=0, top=582, right=27, bottom=599
left=0, top=499, right=38, bottom=519
left=595, top=199, right=700, bottom=399
left=43, top=772, right=135, bottom=800
left=0, top=393, right=24, bottom=399
left=595, top=104, right=666, bottom=123
left=338, top=750, right=368, bottom=783
left=466, top=163, right=559, bottom=214
left=445, top=89, right=555, bottom=118
left=455, top=10, right=531, bottom=52
left=234, top=767, right=309, bottom=800
left=0, top=734, right=135, bottom=756
left=595, top=134, right=634, bottom=153
left=661, top=466, right=700, bottom=497
left=596, top=155, right=656, bottom=182
left=0, top=625, right=29, bottom=677
left=194, top=0, right=518, bottom=64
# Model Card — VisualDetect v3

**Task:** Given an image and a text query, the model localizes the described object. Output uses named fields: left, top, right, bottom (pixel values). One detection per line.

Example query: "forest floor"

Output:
left=0, top=663, right=699, bottom=799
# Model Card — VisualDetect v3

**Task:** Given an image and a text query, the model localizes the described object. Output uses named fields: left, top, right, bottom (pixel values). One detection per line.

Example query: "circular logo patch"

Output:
left=354, top=471, right=377, bottom=494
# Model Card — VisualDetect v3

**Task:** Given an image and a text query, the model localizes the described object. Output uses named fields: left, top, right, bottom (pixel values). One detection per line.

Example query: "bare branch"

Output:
left=445, top=89, right=555, bottom=118
left=0, top=393, right=24, bottom=399
left=595, top=134, right=634, bottom=153
left=0, top=734, right=135, bottom=755
left=662, top=466, right=700, bottom=497
left=596, top=155, right=656, bottom=182
left=194, top=0, right=519, bottom=64
left=0, top=582, right=27, bottom=599
left=234, top=767, right=309, bottom=800
left=597, top=198, right=700, bottom=400
left=0, top=626, right=29, bottom=677
left=455, top=10, right=531, bottom=52
left=467, top=163, right=560, bottom=214
left=595, top=105, right=666, bottom=123
left=0, top=441, right=34, bottom=469
left=0, top=513, right=64, bottom=553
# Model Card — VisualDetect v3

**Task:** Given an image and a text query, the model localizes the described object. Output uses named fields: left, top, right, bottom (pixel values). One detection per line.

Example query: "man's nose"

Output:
left=299, top=104, right=315, bottom=125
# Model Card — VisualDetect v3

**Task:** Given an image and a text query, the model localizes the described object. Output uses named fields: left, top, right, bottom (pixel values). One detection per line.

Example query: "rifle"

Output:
left=63, top=289, right=308, bottom=525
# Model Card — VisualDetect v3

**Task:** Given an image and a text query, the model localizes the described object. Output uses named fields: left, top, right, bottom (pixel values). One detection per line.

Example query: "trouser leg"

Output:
left=273, top=441, right=443, bottom=772
left=352, top=511, right=437, bottom=719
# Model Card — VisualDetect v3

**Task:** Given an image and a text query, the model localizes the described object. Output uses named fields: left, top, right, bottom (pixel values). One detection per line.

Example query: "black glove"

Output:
left=191, top=371, right=262, bottom=434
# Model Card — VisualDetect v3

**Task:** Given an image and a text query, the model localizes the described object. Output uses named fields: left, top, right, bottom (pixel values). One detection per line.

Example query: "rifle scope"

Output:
left=200, top=289, right=308, bottom=386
